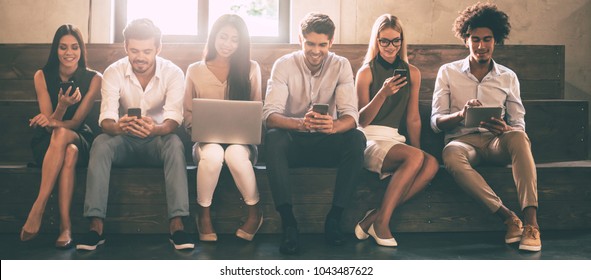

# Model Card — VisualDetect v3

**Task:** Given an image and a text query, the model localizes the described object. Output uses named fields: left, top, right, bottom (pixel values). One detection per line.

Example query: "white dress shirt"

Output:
left=262, top=51, right=358, bottom=124
left=99, top=56, right=185, bottom=126
left=431, top=56, right=525, bottom=143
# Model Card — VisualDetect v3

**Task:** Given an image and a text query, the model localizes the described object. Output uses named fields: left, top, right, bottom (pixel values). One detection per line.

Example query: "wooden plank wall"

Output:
left=0, top=44, right=565, bottom=101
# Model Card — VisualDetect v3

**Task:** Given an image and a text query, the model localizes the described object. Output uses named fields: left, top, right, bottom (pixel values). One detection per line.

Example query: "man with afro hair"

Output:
left=430, top=2, right=541, bottom=252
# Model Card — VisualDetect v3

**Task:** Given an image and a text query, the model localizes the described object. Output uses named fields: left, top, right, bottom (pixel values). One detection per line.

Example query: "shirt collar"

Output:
left=124, top=56, right=162, bottom=79
left=298, top=51, right=330, bottom=77
left=461, top=56, right=501, bottom=76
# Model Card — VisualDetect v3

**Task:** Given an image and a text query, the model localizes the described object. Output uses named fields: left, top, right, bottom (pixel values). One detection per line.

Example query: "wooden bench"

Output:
left=0, top=44, right=589, bottom=234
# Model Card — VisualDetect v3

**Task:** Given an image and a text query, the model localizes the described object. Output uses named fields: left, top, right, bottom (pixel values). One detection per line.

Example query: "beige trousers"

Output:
left=442, top=130, right=538, bottom=213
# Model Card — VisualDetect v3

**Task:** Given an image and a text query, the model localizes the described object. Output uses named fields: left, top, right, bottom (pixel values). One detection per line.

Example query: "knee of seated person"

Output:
left=343, top=129, right=367, bottom=149
left=196, top=143, right=224, bottom=164
left=224, top=145, right=250, bottom=163
left=50, top=127, right=70, bottom=143
left=264, top=128, right=289, bottom=149
left=442, top=145, right=466, bottom=169
left=405, top=149, right=425, bottom=170
left=502, top=130, right=530, bottom=145
left=161, top=134, right=185, bottom=155
left=63, top=144, right=79, bottom=168
left=89, top=134, right=114, bottom=156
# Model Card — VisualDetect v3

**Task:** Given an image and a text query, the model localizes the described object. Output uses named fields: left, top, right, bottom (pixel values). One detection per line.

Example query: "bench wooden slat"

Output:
left=0, top=44, right=565, bottom=100
left=1, top=100, right=586, bottom=164
left=1, top=164, right=589, bottom=234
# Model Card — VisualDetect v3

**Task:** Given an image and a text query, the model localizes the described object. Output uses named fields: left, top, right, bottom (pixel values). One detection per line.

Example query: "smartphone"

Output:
left=59, top=81, right=75, bottom=94
left=312, top=103, right=329, bottom=115
left=393, top=69, right=408, bottom=78
left=128, top=107, right=142, bottom=119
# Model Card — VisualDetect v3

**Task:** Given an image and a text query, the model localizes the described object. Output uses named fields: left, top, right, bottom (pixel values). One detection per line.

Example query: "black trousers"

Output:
left=264, top=128, right=366, bottom=209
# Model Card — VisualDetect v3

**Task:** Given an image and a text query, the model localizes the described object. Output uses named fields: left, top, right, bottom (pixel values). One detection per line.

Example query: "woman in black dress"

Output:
left=21, top=24, right=102, bottom=248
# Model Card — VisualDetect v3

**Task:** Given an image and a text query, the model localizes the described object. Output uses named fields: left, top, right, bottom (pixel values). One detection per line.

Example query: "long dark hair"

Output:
left=43, top=24, right=87, bottom=72
left=203, top=14, right=251, bottom=101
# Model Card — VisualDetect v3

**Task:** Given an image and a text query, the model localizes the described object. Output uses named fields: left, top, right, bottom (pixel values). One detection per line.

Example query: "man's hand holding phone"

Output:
left=120, top=108, right=153, bottom=138
left=304, top=103, right=334, bottom=134
left=128, top=116, right=155, bottom=138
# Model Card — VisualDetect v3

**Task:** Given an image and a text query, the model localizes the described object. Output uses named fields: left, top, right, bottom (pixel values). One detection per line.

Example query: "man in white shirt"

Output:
left=263, top=13, right=366, bottom=255
left=77, top=19, right=193, bottom=251
left=431, top=3, right=541, bottom=252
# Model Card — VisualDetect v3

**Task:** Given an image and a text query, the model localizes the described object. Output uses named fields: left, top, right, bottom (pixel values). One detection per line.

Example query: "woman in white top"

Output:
left=184, top=14, right=263, bottom=242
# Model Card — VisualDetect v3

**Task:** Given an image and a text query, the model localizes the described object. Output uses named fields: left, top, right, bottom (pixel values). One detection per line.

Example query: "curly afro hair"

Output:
left=453, top=2, right=511, bottom=45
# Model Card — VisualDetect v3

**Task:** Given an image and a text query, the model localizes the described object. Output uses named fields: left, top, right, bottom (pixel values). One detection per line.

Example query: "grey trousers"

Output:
left=83, top=133, right=190, bottom=219
left=442, top=130, right=538, bottom=213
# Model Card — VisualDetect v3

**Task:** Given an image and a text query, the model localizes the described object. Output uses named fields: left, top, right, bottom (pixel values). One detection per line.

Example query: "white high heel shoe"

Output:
left=354, top=209, right=376, bottom=240
left=368, top=224, right=397, bottom=247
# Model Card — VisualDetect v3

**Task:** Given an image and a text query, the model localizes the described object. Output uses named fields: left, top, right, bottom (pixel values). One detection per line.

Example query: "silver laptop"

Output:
left=191, top=99, right=263, bottom=145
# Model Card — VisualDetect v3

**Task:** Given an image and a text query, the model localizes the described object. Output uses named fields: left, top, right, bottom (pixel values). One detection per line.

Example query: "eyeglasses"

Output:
left=378, top=37, right=402, bottom=47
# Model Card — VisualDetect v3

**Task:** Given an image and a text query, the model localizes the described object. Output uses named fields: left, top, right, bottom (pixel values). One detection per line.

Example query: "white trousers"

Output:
left=193, top=143, right=259, bottom=207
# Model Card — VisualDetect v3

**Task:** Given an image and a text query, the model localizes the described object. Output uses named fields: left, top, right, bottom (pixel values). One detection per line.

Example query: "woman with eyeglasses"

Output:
left=353, top=14, right=438, bottom=247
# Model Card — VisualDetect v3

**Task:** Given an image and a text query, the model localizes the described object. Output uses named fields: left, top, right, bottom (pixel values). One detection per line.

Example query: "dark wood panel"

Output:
left=1, top=100, right=586, bottom=164
left=0, top=44, right=564, bottom=100
left=1, top=162, right=589, bottom=233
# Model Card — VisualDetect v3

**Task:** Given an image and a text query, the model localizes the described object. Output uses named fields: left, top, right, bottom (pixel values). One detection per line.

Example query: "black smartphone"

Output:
left=59, top=81, right=75, bottom=94
left=127, top=107, right=141, bottom=119
left=393, top=69, right=408, bottom=78
left=312, top=103, right=329, bottom=115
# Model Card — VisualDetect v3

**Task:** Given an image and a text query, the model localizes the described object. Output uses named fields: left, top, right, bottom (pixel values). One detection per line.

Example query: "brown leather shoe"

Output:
left=504, top=216, right=523, bottom=244
left=519, top=225, right=542, bottom=252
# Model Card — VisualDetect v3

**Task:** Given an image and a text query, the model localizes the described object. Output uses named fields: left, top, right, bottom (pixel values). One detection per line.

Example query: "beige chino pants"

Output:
left=442, top=130, right=538, bottom=213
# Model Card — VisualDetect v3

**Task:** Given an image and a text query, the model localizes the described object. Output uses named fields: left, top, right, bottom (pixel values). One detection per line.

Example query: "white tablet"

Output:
left=464, top=106, right=503, bottom=127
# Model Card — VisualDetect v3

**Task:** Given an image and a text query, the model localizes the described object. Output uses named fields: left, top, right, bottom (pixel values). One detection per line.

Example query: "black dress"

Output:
left=30, top=67, right=98, bottom=167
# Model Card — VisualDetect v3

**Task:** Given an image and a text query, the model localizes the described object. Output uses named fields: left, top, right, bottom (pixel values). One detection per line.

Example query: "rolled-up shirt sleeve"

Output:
left=262, top=59, right=289, bottom=122
left=504, top=72, right=525, bottom=131
left=99, top=65, right=121, bottom=126
left=335, top=59, right=359, bottom=124
left=162, top=66, right=185, bottom=126
left=431, top=65, right=451, bottom=133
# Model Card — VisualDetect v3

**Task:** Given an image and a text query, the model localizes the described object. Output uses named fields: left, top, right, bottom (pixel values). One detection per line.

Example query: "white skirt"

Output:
left=360, top=125, right=407, bottom=179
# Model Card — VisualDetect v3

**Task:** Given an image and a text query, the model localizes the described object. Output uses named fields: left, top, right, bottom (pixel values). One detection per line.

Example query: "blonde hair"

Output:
left=363, top=14, right=408, bottom=65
